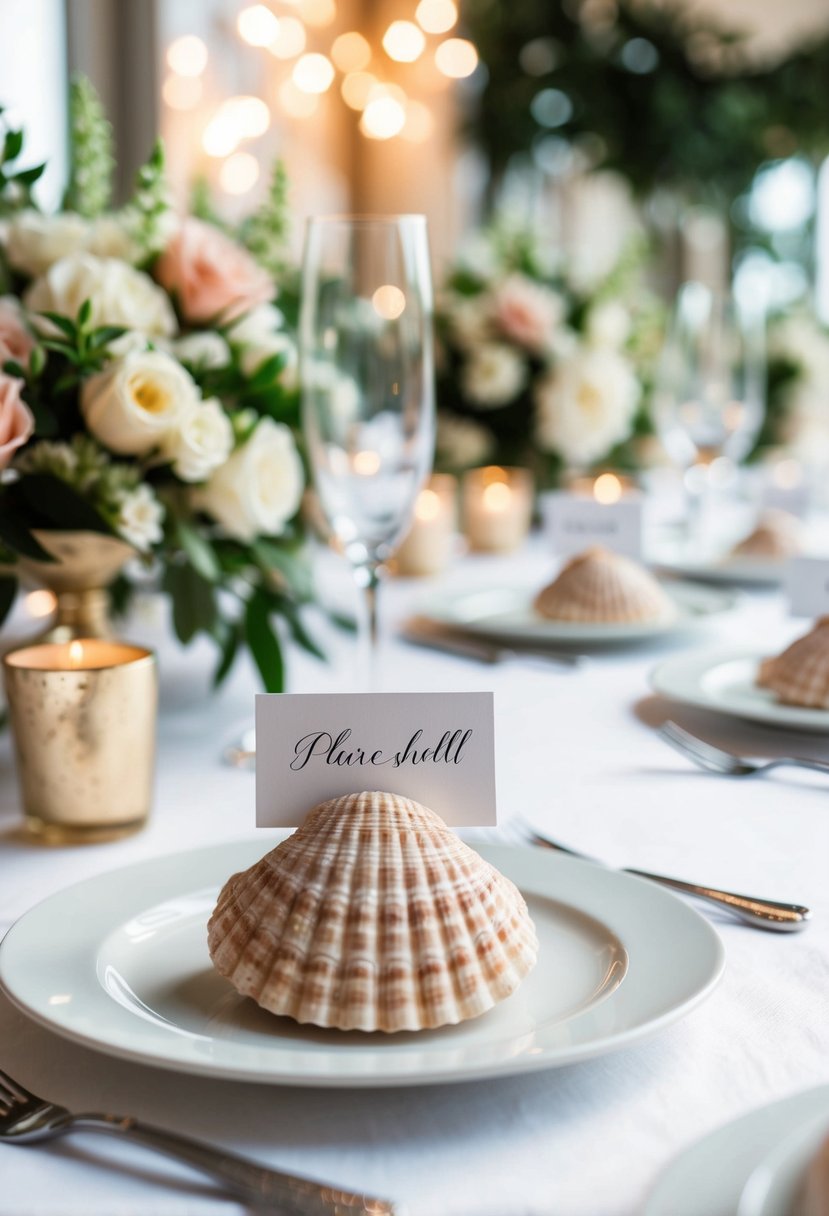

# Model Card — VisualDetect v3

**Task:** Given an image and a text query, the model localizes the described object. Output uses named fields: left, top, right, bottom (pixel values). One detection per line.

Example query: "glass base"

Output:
left=24, top=814, right=148, bottom=845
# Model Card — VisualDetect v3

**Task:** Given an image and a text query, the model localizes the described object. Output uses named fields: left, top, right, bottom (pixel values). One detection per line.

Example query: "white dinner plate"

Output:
left=738, top=1108, right=829, bottom=1216
left=651, top=648, right=829, bottom=733
left=418, top=581, right=736, bottom=647
left=0, top=840, right=723, bottom=1088
left=644, top=1086, right=829, bottom=1216
left=650, top=552, right=786, bottom=588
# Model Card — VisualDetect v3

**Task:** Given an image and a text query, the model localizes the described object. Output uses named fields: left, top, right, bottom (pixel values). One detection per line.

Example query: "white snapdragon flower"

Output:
left=194, top=417, right=303, bottom=541
left=162, top=397, right=234, bottom=483
left=115, top=484, right=164, bottom=551
left=535, top=347, right=640, bottom=465
left=82, top=350, right=199, bottom=455
left=461, top=342, right=527, bottom=409
left=26, top=253, right=176, bottom=337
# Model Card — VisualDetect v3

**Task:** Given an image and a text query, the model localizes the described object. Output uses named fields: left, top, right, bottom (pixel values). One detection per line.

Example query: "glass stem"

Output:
left=355, top=561, right=382, bottom=691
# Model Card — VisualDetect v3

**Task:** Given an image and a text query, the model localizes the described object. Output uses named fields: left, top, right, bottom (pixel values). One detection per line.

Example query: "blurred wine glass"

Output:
left=300, top=214, right=435, bottom=681
left=655, top=281, right=766, bottom=547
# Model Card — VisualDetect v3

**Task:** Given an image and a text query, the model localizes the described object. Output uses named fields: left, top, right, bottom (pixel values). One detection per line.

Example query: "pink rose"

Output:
left=0, top=297, right=34, bottom=367
left=155, top=218, right=273, bottom=324
left=0, top=374, right=34, bottom=469
left=493, top=274, right=563, bottom=353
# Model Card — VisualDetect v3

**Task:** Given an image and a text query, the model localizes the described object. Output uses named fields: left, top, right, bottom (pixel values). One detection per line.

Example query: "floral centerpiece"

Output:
left=756, top=313, right=829, bottom=470
left=434, top=225, right=664, bottom=486
left=0, top=78, right=324, bottom=691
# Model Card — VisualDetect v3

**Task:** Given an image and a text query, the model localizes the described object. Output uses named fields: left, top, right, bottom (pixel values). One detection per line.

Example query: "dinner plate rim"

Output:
left=650, top=646, right=829, bottom=732
left=0, top=838, right=724, bottom=1088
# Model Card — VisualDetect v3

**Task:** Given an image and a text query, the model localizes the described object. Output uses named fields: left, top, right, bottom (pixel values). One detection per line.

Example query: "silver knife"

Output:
left=400, top=623, right=584, bottom=669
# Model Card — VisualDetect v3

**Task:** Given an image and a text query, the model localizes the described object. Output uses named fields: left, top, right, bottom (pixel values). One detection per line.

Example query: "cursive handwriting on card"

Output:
left=291, top=728, right=473, bottom=771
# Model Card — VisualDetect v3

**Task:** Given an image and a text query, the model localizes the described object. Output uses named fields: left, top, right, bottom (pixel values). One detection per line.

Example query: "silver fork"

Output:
left=505, top=819, right=811, bottom=932
left=0, top=1068, right=397, bottom=1215
left=659, top=720, right=829, bottom=780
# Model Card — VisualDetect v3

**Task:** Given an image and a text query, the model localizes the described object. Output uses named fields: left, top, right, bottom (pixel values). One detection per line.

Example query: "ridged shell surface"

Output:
left=208, top=791, right=539, bottom=1033
left=757, top=617, right=829, bottom=708
left=731, top=510, right=801, bottom=560
left=534, top=547, right=675, bottom=623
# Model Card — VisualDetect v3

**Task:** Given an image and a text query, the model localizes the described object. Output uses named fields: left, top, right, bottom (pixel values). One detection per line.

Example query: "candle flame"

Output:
left=415, top=488, right=441, bottom=521
left=593, top=473, right=622, bottom=505
left=482, top=481, right=512, bottom=512
left=69, top=641, right=84, bottom=668
left=353, top=449, right=381, bottom=476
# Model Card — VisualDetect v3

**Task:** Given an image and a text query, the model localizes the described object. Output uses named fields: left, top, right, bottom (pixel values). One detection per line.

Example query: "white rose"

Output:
left=5, top=210, right=90, bottom=277
left=115, top=484, right=164, bottom=551
left=239, top=332, right=297, bottom=380
left=82, top=350, right=199, bottom=455
left=585, top=301, right=631, bottom=350
left=195, top=417, right=303, bottom=541
left=445, top=294, right=491, bottom=350
left=162, top=396, right=233, bottom=483
left=436, top=412, right=495, bottom=470
left=174, top=331, right=230, bottom=370
left=461, top=342, right=526, bottom=409
left=26, top=253, right=176, bottom=336
left=86, top=215, right=141, bottom=263
left=227, top=302, right=285, bottom=346
left=535, top=347, right=640, bottom=466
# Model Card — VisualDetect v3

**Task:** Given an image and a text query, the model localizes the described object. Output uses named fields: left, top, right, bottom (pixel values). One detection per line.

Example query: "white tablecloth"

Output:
left=1, top=544, right=828, bottom=1216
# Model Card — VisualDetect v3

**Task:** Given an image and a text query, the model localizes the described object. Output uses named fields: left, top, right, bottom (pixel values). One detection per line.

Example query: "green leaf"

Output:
left=247, top=353, right=286, bottom=390
left=16, top=163, right=45, bottom=186
left=176, top=519, right=221, bottom=582
left=282, top=603, right=326, bottom=661
left=329, top=610, right=358, bottom=633
left=2, top=359, right=25, bottom=379
left=15, top=474, right=112, bottom=533
left=252, top=539, right=312, bottom=598
left=77, top=299, right=93, bottom=330
left=88, top=325, right=127, bottom=350
left=162, top=563, right=217, bottom=644
left=212, top=622, right=240, bottom=688
left=0, top=575, right=17, bottom=626
left=244, top=589, right=284, bottom=692
left=0, top=512, right=55, bottom=561
left=37, top=312, right=77, bottom=338
left=28, top=345, right=46, bottom=377
left=3, top=129, right=23, bottom=162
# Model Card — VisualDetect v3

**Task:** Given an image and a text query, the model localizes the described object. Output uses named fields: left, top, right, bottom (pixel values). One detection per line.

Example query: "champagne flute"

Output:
left=655, top=281, right=766, bottom=549
left=299, top=215, right=435, bottom=681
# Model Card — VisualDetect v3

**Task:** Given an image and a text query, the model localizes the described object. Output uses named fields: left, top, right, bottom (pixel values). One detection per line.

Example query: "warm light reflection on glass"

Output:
left=593, top=473, right=623, bottom=505
left=293, top=52, right=335, bottom=93
left=482, top=481, right=512, bottom=512
left=48, top=994, right=73, bottom=1006
left=298, top=0, right=337, bottom=27
left=361, top=94, right=407, bottom=139
left=341, top=71, right=377, bottom=110
left=383, top=20, right=426, bottom=63
left=372, top=284, right=406, bottom=319
left=237, top=4, right=280, bottom=47
left=220, top=151, right=260, bottom=194
left=162, top=75, right=202, bottom=111
left=331, top=31, right=371, bottom=72
left=25, top=589, right=57, bottom=618
left=166, top=35, right=208, bottom=77
left=353, top=450, right=381, bottom=475
left=415, top=0, right=458, bottom=34
left=269, top=15, right=307, bottom=58
left=415, top=488, right=441, bottom=521
left=278, top=78, right=319, bottom=116
left=435, top=37, right=478, bottom=78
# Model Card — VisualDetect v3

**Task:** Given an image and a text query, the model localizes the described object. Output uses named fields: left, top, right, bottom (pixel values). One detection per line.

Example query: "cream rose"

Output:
left=82, top=350, right=199, bottom=455
left=162, top=396, right=233, bottom=483
left=174, top=331, right=230, bottom=370
left=115, top=484, right=164, bottom=551
left=26, top=253, right=176, bottom=337
left=462, top=342, right=527, bottom=408
left=195, top=417, right=303, bottom=541
left=585, top=301, right=631, bottom=350
left=227, top=303, right=285, bottom=346
left=0, top=374, right=34, bottom=469
left=5, top=210, right=90, bottom=277
left=155, top=218, right=273, bottom=324
left=0, top=296, right=35, bottom=365
left=535, top=347, right=640, bottom=466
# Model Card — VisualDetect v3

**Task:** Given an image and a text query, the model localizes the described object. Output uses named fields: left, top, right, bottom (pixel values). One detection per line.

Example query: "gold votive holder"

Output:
left=3, top=639, right=157, bottom=844
left=462, top=466, right=534, bottom=553
left=395, top=474, right=458, bottom=576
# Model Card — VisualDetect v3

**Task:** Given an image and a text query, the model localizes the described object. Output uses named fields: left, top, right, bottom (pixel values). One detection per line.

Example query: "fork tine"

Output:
left=659, top=723, right=732, bottom=773
left=0, top=1069, right=35, bottom=1105
left=661, top=721, right=735, bottom=765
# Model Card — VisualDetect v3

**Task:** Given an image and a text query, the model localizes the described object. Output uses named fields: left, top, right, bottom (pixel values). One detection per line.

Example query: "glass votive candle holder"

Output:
left=462, top=466, right=534, bottom=553
left=3, top=639, right=157, bottom=844
left=395, top=474, right=458, bottom=576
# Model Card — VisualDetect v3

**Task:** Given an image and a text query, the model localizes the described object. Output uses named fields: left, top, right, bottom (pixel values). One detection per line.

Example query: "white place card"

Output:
left=786, top=557, right=829, bottom=618
left=255, top=691, right=496, bottom=827
left=541, top=491, right=643, bottom=559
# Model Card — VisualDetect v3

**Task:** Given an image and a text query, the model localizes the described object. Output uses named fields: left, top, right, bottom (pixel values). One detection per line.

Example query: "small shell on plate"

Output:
left=534, top=546, right=676, bottom=624
left=207, top=791, right=538, bottom=1033
left=730, top=509, right=802, bottom=561
left=757, top=617, right=829, bottom=709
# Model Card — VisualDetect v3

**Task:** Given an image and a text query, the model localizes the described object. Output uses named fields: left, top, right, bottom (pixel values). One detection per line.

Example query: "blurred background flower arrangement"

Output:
left=0, top=78, right=319, bottom=692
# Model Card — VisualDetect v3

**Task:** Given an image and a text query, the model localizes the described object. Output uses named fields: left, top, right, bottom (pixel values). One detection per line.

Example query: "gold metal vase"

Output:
left=15, top=529, right=135, bottom=642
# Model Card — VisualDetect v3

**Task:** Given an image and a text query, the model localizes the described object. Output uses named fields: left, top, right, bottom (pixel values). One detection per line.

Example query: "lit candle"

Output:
left=2, top=639, right=157, bottom=844
left=462, top=466, right=533, bottom=553
left=395, top=474, right=458, bottom=576
left=567, top=471, right=638, bottom=503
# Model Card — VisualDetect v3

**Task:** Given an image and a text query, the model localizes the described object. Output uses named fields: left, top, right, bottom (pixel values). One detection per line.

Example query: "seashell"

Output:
left=730, top=509, right=802, bottom=561
left=757, top=617, right=829, bottom=709
left=534, top=546, right=676, bottom=623
left=795, top=1130, right=829, bottom=1216
left=208, top=791, right=538, bottom=1033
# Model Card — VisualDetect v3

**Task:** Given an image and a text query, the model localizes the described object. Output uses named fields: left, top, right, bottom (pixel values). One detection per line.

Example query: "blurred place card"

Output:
left=760, top=482, right=811, bottom=517
left=541, top=491, right=643, bottom=559
left=786, top=557, right=829, bottom=618
left=256, top=691, right=496, bottom=827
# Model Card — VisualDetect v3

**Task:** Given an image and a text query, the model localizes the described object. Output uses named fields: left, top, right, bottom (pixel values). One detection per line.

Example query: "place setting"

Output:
left=1, top=7, right=829, bottom=1216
